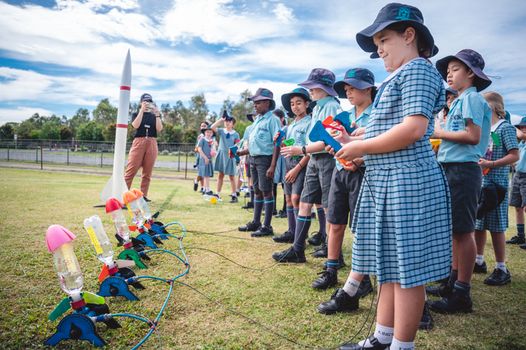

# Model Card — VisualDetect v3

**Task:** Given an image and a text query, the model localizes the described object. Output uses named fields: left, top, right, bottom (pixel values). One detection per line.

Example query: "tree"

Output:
left=92, top=98, right=117, bottom=125
left=231, top=89, right=253, bottom=122
left=188, top=93, right=209, bottom=129
left=0, top=123, right=15, bottom=140
left=59, top=126, right=74, bottom=140
left=69, top=108, right=90, bottom=134
left=77, top=121, right=104, bottom=141
left=102, top=123, right=116, bottom=142
left=159, top=124, right=183, bottom=143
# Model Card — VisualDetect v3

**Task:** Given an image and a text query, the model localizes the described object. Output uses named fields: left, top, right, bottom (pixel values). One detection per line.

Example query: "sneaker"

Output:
left=419, top=302, right=434, bottom=330
left=204, top=190, right=214, bottom=196
left=339, top=335, right=390, bottom=350
left=251, top=225, right=274, bottom=237
left=229, top=195, right=238, bottom=203
left=312, top=269, right=338, bottom=290
left=143, top=196, right=151, bottom=202
left=312, top=243, right=327, bottom=258
left=428, top=289, right=473, bottom=314
left=307, top=231, right=323, bottom=246
left=193, top=180, right=198, bottom=191
left=272, top=246, right=306, bottom=263
left=200, top=187, right=205, bottom=194
left=241, top=202, right=254, bottom=209
left=484, top=268, right=511, bottom=286
left=272, top=231, right=294, bottom=243
left=238, top=221, right=261, bottom=232
left=317, top=288, right=359, bottom=315
left=506, top=235, right=525, bottom=244
left=356, top=275, right=374, bottom=298
left=473, top=261, right=487, bottom=274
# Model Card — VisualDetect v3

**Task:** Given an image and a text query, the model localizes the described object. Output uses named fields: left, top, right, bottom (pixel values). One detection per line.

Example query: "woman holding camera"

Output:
left=124, top=93, right=163, bottom=200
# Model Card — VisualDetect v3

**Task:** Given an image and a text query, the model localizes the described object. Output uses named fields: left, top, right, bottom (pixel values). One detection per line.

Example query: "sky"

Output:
left=1, top=0, right=526, bottom=124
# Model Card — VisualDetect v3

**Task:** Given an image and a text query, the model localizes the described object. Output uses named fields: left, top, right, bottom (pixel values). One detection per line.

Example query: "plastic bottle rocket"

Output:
left=130, top=189, right=153, bottom=221
left=105, top=198, right=133, bottom=249
left=83, top=215, right=115, bottom=269
left=122, top=190, right=147, bottom=228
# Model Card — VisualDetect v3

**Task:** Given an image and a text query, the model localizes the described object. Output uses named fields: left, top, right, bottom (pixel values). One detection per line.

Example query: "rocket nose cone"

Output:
left=106, top=197, right=123, bottom=213
left=45, top=224, right=76, bottom=252
left=122, top=190, right=138, bottom=205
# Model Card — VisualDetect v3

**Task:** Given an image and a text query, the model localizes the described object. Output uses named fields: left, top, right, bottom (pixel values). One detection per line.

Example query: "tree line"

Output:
left=0, top=90, right=255, bottom=143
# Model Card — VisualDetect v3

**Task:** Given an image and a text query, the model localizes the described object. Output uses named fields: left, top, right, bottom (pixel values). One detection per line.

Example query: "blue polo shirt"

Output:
left=286, top=115, right=312, bottom=147
left=306, top=96, right=342, bottom=153
left=516, top=141, right=526, bottom=173
left=335, top=104, right=372, bottom=170
left=437, top=87, right=492, bottom=163
left=248, top=111, right=282, bottom=156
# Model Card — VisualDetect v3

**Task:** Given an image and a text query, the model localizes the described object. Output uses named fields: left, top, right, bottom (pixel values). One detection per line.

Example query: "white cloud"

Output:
left=0, top=106, right=55, bottom=124
left=273, top=3, right=295, bottom=23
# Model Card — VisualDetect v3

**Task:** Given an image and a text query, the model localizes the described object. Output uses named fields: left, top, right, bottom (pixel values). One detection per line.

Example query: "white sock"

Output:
left=475, top=255, right=484, bottom=265
left=343, top=276, right=361, bottom=297
left=390, top=337, right=414, bottom=350
left=358, top=323, right=393, bottom=347
left=496, top=262, right=507, bottom=272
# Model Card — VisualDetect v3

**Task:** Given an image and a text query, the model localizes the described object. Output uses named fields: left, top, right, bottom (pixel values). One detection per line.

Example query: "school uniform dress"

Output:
left=248, top=111, right=282, bottom=192
left=301, top=96, right=342, bottom=208
left=273, top=126, right=288, bottom=185
left=327, top=105, right=371, bottom=227
left=197, top=137, right=214, bottom=178
left=475, top=121, right=518, bottom=232
left=283, top=115, right=312, bottom=196
left=437, top=86, right=492, bottom=234
left=352, top=58, right=451, bottom=288
left=214, top=128, right=240, bottom=176
left=510, top=141, right=526, bottom=208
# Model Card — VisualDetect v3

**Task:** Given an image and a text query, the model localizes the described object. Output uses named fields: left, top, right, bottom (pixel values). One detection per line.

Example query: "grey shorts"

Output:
left=442, top=162, right=481, bottom=235
left=300, top=153, right=335, bottom=208
left=250, top=155, right=273, bottom=193
left=510, top=171, right=526, bottom=207
left=327, top=167, right=364, bottom=227
left=283, top=157, right=307, bottom=196
left=245, top=155, right=252, bottom=178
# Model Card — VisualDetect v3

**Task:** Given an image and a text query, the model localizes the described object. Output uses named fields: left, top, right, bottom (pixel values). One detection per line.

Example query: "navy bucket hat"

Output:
left=248, top=88, right=276, bottom=110
left=140, top=93, right=153, bottom=102
left=299, top=68, right=337, bottom=97
left=334, top=68, right=376, bottom=99
left=516, top=116, right=526, bottom=128
left=356, top=3, right=438, bottom=59
left=281, top=87, right=312, bottom=115
left=436, top=49, right=492, bottom=92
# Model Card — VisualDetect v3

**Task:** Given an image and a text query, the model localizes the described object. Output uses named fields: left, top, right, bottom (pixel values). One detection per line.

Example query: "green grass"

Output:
left=1, top=167, right=525, bottom=349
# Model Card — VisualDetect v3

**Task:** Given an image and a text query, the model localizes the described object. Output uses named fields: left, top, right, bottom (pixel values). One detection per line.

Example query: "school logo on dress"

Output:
left=395, top=7, right=411, bottom=20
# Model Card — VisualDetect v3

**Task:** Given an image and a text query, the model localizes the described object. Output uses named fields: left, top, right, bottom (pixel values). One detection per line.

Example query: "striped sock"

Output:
left=292, top=216, right=311, bottom=252
left=286, top=206, right=295, bottom=234
left=253, top=199, right=264, bottom=225
left=317, top=207, right=327, bottom=242
left=518, top=224, right=525, bottom=237
left=263, top=198, right=274, bottom=227
left=326, top=259, right=339, bottom=273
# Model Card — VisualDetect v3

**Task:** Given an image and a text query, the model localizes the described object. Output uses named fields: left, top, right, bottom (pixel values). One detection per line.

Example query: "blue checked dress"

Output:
left=214, top=128, right=240, bottom=176
left=351, top=58, right=452, bottom=288
left=475, top=120, right=518, bottom=232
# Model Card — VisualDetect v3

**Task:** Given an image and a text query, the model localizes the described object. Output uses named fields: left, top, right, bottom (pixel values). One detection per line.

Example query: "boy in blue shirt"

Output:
left=431, top=49, right=492, bottom=314
left=508, top=117, right=526, bottom=249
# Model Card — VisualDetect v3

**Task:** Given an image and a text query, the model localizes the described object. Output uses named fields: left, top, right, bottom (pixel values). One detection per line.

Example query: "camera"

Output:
left=145, top=102, right=156, bottom=113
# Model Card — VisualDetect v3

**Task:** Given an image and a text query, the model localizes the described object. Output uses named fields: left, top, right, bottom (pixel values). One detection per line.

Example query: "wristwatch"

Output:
left=302, top=146, right=307, bottom=156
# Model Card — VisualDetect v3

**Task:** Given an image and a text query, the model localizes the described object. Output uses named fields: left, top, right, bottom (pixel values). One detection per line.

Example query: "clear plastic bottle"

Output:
left=137, top=196, right=152, bottom=221
left=127, top=198, right=146, bottom=226
left=53, top=241, right=84, bottom=300
left=83, top=215, right=114, bottom=266
left=108, top=208, right=131, bottom=244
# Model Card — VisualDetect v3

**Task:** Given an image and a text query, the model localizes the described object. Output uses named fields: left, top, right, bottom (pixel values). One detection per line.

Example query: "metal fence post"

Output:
left=40, top=144, right=43, bottom=170
left=7, top=147, right=9, bottom=161
left=67, top=148, right=69, bottom=166
left=177, top=148, right=181, bottom=172
left=185, top=152, right=188, bottom=179
left=36, top=148, right=38, bottom=163
left=100, top=150, right=103, bottom=168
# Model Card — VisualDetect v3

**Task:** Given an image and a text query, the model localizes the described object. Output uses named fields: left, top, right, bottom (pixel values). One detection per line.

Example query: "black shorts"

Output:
left=250, top=155, right=273, bottom=193
left=283, top=157, right=307, bottom=196
left=300, top=153, right=335, bottom=208
left=327, top=167, right=364, bottom=227
left=442, top=162, right=481, bottom=235
left=510, top=171, right=526, bottom=207
left=245, top=155, right=252, bottom=178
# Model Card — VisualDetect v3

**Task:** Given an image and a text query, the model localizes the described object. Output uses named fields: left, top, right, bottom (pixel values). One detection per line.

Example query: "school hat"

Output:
left=356, top=3, right=438, bottom=59
left=334, top=68, right=376, bottom=99
left=281, top=87, right=312, bottom=115
left=248, top=88, right=276, bottom=110
left=516, top=116, right=526, bottom=128
left=435, top=49, right=492, bottom=92
left=298, top=68, right=338, bottom=97
left=445, top=86, right=458, bottom=96
left=140, top=93, right=153, bottom=102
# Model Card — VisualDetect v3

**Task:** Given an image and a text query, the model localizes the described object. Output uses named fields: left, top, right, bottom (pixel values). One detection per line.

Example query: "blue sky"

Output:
left=1, top=0, right=525, bottom=124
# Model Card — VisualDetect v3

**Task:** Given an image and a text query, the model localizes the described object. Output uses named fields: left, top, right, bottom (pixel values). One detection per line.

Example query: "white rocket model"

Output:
left=101, top=50, right=132, bottom=203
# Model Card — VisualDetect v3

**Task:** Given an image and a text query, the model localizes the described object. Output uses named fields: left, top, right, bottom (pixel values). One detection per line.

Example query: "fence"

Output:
left=0, top=139, right=198, bottom=178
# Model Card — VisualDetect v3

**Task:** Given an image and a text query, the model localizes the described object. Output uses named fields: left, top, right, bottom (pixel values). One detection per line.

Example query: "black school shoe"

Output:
left=238, top=221, right=261, bottom=232
left=229, top=195, right=238, bottom=203
left=272, top=231, right=294, bottom=243
left=193, top=180, right=198, bottom=191
left=506, top=235, right=525, bottom=244
left=428, top=289, right=473, bottom=314
left=241, top=201, right=254, bottom=209
left=473, top=261, right=488, bottom=274
left=339, top=335, right=390, bottom=350
left=251, top=225, right=273, bottom=237
left=426, top=280, right=453, bottom=298
left=312, top=243, right=328, bottom=258
left=272, top=246, right=306, bottom=263
left=484, top=268, right=511, bottom=286
left=356, top=275, right=374, bottom=298
left=419, top=302, right=434, bottom=330
left=317, top=288, right=359, bottom=315
left=312, top=269, right=337, bottom=290
left=520, top=243, right=526, bottom=250
left=307, top=231, right=323, bottom=246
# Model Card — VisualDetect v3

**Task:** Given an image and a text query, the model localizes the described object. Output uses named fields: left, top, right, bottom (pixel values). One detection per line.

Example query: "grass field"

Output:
left=1, top=167, right=525, bottom=349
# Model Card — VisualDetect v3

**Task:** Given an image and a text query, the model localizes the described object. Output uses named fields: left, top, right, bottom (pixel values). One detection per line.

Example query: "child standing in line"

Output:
left=211, top=112, right=240, bottom=203
left=336, top=4, right=450, bottom=349
left=273, top=88, right=312, bottom=243
left=473, top=92, right=518, bottom=285
left=507, top=118, right=526, bottom=248
left=239, top=113, right=256, bottom=209
left=194, top=121, right=209, bottom=193
left=196, top=126, right=215, bottom=196
left=272, top=109, right=288, bottom=217
left=431, top=49, right=492, bottom=315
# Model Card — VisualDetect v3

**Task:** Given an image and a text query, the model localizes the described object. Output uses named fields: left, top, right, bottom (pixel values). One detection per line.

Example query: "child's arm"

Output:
left=434, top=118, right=481, bottom=145
left=210, top=118, right=223, bottom=133
left=479, top=149, right=519, bottom=170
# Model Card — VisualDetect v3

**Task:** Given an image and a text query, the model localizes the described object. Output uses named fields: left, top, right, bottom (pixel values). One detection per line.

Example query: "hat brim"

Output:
left=281, top=92, right=311, bottom=114
left=298, top=81, right=337, bottom=97
left=248, top=97, right=276, bottom=110
left=436, top=55, right=492, bottom=92
left=357, top=20, right=437, bottom=58
left=334, top=79, right=375, bottom=99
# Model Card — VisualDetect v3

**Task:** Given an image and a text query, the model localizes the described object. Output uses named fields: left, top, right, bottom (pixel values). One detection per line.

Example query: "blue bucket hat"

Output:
left=334, top=68, right=376, bottom=99
left=356, top=3, right=438, bottom=59
left=298, top=68, right=337, bottom=97
left=445, top=86, right=458, bottom=96
left=516, top=116, right=526, bottom=128
left=281, top=87, right=312, bottom=115
left=436, top=49, right=492, bottom=92
left=140, top=93, right=153, bottom=102
left=248, top=88, right=276, bottom=110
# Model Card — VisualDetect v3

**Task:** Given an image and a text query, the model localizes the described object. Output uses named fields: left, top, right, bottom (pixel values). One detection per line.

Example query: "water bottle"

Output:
left=83, top=215, right=114, bottom=267
left=53, top=241, right=84, bottom=299
left=106, top=198, right=132, bottom=248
